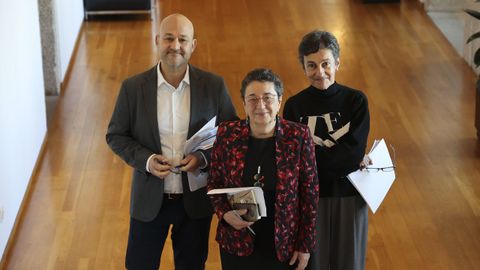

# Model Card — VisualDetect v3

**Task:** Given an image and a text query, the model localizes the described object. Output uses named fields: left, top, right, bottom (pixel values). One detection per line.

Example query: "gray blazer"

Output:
left=106, top=65, right=238, bottom=222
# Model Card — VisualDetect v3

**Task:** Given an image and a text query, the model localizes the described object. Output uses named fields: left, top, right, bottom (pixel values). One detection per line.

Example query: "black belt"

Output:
left=164, top=193, right=183, bottom=200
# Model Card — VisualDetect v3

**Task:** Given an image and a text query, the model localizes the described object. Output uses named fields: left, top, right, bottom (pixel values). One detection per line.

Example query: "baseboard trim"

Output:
left=0, top=134, right=49, bottom=269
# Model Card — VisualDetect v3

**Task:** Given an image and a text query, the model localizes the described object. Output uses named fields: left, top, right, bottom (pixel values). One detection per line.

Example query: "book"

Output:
left=207, top=187, right=267, bottom=221
left=227, top=189, right=261, bottom=222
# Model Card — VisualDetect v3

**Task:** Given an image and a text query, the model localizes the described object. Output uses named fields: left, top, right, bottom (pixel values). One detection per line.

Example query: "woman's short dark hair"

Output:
left=240, top=68, right=284, bottom=98
left=298, top=30, right=340, bottom=67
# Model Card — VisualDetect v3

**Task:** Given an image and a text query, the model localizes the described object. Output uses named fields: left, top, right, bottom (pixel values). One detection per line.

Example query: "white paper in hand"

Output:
left=185, top=116, right=218, bottom=192
left=187, top=170, right=209, bottom=192
left=184, top=116, right=217, bottom=154
left=347, top=139, right=396, bottom=214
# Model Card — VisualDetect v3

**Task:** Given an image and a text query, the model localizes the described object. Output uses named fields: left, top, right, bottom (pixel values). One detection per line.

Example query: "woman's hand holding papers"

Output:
left=359, top=154, right=373, bottom=170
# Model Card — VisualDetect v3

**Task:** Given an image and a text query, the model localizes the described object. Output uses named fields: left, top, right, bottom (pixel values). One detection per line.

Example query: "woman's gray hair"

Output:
left=298, top=30, right=340, bottom=67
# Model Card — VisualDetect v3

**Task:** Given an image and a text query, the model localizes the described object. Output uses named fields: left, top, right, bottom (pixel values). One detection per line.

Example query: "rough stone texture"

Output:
left=38, top=0, right=61, bottom=96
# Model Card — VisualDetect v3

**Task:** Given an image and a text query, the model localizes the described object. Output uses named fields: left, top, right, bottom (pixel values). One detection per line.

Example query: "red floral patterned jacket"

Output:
left=207, top=118, right=319, bottom=262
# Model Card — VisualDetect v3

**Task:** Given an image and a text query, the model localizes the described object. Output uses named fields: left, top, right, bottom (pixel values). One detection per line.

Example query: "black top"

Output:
left=284, top=82, right=370, bottom=197
left=242, top=136, right=276, bottom=256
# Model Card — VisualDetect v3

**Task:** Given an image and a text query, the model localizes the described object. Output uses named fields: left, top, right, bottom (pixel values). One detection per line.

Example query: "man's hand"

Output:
left=148, top=154, right=172, bottom=179
left=179, top=153, right=202, bottom=172
left=289, top=251, right=310, bottom=270
left=223, top=209, right=254, bottom=230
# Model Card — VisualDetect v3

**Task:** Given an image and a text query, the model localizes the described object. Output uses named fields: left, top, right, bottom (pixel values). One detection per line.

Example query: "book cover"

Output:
left=207, top=187, right=267, bottom=220
left=227, top=190, right=261, bottom=222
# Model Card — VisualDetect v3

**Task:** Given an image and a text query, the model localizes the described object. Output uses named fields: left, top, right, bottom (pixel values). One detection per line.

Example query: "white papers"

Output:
left=207, top=187, right=267, bottom=217
left=184, top=116, right=218, bottom=154
left=186, top=169, right=209, bottom=192
left=347, top=139, right=396, bottom=214
left=185, top=116, right=218, bottom=192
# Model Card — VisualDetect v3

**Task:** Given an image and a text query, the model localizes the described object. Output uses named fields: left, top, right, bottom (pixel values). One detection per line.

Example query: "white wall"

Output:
left=0, top=0, right=47, bottom=258
left=0, top=0, right=84, bottom=260
left=54, top=0, right=84, bottom=80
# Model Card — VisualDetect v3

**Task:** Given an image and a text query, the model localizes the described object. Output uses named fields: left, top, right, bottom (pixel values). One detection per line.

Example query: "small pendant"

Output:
left=253, top=166, right=264, bottom=187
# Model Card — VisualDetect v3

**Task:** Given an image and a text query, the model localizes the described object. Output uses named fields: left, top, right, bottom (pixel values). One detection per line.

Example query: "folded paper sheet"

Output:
left=347, top=139, right=396, bottom=214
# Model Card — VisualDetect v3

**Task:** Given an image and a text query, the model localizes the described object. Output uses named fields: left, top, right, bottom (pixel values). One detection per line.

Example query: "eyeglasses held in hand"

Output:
left=364, top=144, right=397, bottom=173
left=245, top=94, right=278, bottom=106
left=364, top=166, right=396, bottom=172
left=170, top=166, right=182, bottom=174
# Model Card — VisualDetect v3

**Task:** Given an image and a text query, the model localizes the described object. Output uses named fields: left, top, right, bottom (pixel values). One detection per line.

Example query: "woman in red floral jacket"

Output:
left=207, top=68, right=319, bottom=270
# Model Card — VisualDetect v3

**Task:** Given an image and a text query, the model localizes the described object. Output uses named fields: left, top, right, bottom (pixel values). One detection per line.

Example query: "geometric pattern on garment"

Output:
left=304, top=114, right=350, bottom=148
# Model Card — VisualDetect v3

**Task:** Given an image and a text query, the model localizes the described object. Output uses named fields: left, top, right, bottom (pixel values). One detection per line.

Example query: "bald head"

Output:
left=155, top=13, right=197, bottom=73
left=159, top=13, right=194, bottom=38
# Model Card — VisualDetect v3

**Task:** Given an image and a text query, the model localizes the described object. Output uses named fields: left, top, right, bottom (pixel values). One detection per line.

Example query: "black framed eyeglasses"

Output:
left=364, top=166, right=395, bottom=172
left=365, top=144, right=396, bottom=173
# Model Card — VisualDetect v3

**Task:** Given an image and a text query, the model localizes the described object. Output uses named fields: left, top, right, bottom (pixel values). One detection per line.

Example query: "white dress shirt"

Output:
left=154, top=64, right=191, bottom=194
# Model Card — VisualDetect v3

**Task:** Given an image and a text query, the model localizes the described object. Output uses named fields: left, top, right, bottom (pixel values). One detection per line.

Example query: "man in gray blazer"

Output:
left=106, top=13, right=237, bottom=270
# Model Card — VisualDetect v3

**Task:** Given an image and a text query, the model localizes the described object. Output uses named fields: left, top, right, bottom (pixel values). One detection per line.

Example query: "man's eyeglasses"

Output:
left=245, top=95, right=278, bottom=106
left=364, top=144, right=396, bottom=173
left=170, top=166, right=182, bottom=174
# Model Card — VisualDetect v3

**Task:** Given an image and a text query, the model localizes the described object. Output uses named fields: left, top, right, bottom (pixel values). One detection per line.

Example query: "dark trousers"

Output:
left=307, top=195, right=368, bottom=270
left=125, top=198, right=212, bottom=270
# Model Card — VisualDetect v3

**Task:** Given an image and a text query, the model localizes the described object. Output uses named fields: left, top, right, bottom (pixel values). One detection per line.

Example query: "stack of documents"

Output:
left=347, top=139, right=396, bottom=214
left=185, top=116, right=218, bottom=191
left=184, top=116, right=218, bottom=154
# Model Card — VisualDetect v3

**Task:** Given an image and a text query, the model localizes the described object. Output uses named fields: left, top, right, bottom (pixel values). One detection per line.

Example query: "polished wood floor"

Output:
left=2, top=0, right=480, bottom=269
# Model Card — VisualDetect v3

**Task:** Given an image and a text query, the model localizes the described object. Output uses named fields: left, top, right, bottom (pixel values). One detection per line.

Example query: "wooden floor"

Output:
left=2, top=0, right=480, bottom=269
